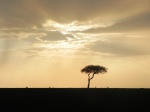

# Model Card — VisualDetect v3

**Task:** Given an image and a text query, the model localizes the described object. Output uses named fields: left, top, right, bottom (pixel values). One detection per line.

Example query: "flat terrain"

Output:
left=0, top=88, right=149, bottom=110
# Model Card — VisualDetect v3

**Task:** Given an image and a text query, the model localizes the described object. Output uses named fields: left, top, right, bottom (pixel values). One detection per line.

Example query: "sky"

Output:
left=0, top=0, right=150, bottom=88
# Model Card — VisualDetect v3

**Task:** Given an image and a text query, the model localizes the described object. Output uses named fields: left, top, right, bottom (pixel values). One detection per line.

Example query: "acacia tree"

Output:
left=81, top=65, right=107, bottom=88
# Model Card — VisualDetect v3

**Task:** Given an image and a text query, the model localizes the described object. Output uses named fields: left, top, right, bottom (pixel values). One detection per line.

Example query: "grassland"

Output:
left=0, top=88, right=149, bottom=110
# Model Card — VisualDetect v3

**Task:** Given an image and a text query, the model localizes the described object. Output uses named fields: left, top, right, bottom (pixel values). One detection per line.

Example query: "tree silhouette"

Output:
left=81, top=65, right=107, bottom=88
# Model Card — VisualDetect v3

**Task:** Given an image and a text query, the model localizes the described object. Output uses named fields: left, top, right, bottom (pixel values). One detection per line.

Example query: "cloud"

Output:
left=0, top=38, right=19, bottom=64
left=37, top=31, right=75, bottom=42
left=0, top=0, right=149, bottom=29
left=83, top=11, right=150, bottom=33
left=88, top=34, right=150, bottom=57
left=0, top=0, right=150, bottom=39
left=0, top=0, right=150, bottom=58
left=0, top=0, right=45, bottom=29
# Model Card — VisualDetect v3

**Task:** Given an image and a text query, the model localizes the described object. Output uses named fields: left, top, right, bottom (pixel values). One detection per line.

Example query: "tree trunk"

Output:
left=87, top=79, right=90, bottom=88
left=87, top=73, right=95, bottom=88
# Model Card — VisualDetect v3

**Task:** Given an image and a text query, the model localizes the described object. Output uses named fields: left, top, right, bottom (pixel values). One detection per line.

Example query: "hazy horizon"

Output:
left=0, top=0, right=150, bottom=88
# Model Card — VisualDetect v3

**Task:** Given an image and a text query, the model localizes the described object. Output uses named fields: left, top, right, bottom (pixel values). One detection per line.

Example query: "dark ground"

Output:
left=0, top=88, right=150, bottom=111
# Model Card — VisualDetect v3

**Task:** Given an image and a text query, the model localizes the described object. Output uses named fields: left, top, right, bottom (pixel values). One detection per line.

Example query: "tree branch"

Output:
left=88, top=74, right=90, bottom=80
left=90, top=73, right=95, bottom=80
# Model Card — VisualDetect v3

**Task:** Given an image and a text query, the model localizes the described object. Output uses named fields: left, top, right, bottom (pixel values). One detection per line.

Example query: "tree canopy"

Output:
left=81, top=65, right=107, bottom=74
